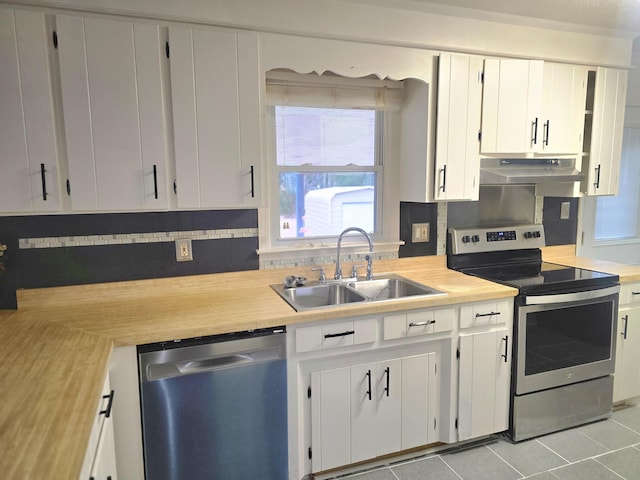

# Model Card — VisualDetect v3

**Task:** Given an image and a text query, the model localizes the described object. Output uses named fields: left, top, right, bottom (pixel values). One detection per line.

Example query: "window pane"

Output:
left=279, top=172, right=376, bottom=238
left=275, top=106, right=376, bottom=167
left=595, top=128, right=640, bottom=240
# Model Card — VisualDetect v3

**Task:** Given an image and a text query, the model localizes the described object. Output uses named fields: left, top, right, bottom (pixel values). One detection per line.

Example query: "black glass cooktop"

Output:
left=463, top=261, right=619, bottom=295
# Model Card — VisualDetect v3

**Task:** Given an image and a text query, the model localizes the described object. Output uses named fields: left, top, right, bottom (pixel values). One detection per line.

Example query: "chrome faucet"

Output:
left=334, top=227, right=374, bottom=280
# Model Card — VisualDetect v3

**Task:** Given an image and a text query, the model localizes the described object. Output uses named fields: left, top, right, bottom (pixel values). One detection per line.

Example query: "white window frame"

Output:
left=257, top=72, right=403, bottom=261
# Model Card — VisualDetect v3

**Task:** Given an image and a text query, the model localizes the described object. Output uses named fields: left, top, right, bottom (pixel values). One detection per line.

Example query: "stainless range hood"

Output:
left=480, top=158, right=584, bottom=185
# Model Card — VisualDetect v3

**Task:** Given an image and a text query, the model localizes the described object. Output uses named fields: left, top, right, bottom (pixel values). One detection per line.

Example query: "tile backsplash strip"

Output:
left=0, top=210, right=259, bottom=309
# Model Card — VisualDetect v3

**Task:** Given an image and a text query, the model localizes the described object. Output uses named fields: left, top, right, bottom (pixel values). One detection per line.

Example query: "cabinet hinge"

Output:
left=307, top=386, right=311, bottom=399
left=480, top=71, right=484, bottom=83
left=52, top=30, right=58, bottom=49
left=455, top=418, right=458, bottom=429
left=478, top=131, right=482, bottom=141
left=66, top=179, right=71, bottom=196
left=165, top=41, right=170, bottom=58
left=308, top=447, right=312, bottom=460
left=456, top=348, right=460, bottom=359
left=434, top=418, right=437, bottom=430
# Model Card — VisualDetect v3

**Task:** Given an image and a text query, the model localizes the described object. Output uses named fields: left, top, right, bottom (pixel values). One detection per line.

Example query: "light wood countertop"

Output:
left=2, top=251, right=639, bottom=479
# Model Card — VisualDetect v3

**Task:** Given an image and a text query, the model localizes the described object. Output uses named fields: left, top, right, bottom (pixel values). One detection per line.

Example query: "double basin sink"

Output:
left=271, top=274, right=446, bottom=312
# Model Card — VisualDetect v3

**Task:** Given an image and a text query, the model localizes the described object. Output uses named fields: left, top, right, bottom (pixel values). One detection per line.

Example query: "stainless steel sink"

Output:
left=345, top=275, right=445, bottom=301
left=271, top=274, right=446, bottom=311
left=271, top=283, right=367, bottom=311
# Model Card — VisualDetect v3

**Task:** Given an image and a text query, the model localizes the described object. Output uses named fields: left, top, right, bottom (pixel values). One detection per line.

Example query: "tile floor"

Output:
left=331, top=405, right=640, bottom=480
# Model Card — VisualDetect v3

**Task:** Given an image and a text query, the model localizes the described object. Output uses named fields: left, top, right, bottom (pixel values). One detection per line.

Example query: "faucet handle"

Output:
left=351, top=264, right=363, bottom=279
left=311, top=266, right=326, bottom=282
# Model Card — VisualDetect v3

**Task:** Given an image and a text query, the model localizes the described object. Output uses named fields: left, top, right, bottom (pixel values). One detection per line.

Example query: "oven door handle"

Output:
left=524, top=285, right=619, bottom=305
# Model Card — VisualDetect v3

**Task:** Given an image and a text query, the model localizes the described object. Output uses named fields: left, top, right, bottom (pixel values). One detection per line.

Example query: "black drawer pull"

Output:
left=153, top=165, right=158, bottom=199
left=100, top=390, right=115, bottom=418
left=40, top=164, right=48, bottom=201
left=476, top=311, right=500, bottom=318
left=632, top=291, right=640, bottom=296
left=250, top=165, right=255, bottom=198
left=409, top=320, right=436, bottom=327
left=324, top=330, right=354, bottom=339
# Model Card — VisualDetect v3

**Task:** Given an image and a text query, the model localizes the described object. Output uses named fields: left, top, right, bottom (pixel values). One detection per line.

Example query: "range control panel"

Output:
left=449, top=225, right=545, bottom=255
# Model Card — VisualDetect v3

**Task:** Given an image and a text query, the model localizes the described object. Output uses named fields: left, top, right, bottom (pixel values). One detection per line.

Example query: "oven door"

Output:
left=515, top=285, right=619, bottom=395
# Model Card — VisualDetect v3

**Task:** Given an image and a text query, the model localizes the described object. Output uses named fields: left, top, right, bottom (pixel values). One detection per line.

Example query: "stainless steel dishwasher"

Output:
left=138, top=326, right=288, bottom=480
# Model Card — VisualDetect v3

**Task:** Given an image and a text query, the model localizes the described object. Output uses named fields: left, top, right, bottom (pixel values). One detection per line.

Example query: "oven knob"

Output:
left=462, top=235, right=471, bottom=243
left=471, top=235, right=480, bottom=243
left=533, top=231, right=541, bottom=238
left=524, top=231, right=533, bottom=239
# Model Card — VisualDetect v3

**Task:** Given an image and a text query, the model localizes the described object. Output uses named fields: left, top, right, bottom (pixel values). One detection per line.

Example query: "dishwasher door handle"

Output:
left=145, top=346, right=283, bottom=381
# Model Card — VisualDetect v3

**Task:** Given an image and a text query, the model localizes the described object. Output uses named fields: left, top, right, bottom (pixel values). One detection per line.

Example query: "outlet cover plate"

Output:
left=560, top=202, right=571, bottom=220
left=411, top=223, right=430, bottom=243
left=175, top=239, right=193, bottom=262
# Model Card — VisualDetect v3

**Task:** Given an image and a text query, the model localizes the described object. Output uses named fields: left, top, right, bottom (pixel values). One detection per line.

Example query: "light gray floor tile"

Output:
left=579, top=418, right=640, bottom=450
left=392, top=456, right=461, bottom=480
left=612, top=405, right=640, bottom=434
left=442, top=445, right=520, bottom=480
left=488, top=438, right=567, bottom=477
left=549, top=459, right=622, bottom=480
left=339, top=467, right=398, bottom=480
left=536, top=427, right=608, bottom=463
left=595, top=446, right=640, bottom=479
left=524, top=473, right=559, bottom=480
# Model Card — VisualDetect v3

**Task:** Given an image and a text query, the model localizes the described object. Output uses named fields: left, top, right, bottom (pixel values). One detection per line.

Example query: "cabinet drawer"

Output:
left=460, top=299, right=511, bottom=329
left=295, top=318, right=377, bottom=353
left=383, top=308, right=455, bottom=340
left=620, top=283, right=640, bottom=305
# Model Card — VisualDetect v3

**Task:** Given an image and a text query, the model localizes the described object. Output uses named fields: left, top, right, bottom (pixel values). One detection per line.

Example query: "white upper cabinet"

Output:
left=168, top=27, right=262, bottom=209
left=434, top=53, right=483, bottom=201
left=583, top=67, right=628, bottom=196
left=0, top=9, right=61, bottom=213
left=481, top=58, right=543, bottom=155
left=56, top=15, right=169, bottom=211
left=539, top=63, right=587, bottom=154
left=480, top=59, right=587, bottom=156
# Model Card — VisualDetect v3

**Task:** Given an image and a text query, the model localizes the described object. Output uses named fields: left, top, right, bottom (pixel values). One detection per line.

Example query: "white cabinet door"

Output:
left=458, top=327, right=511, bottom=441
left=57, top=15, right=168, bottom=211
left=613, top=307, right=640, bottom=403
left=584, top=67, right=628, bottom=196
left=481, top=59, right=543, bottom=154
left=375, top=359, right=402, bottom=456
left=311, top=367, right=351, bottom=472
left=539, top=63, right=587, bottom=154
left=401, top=352, right=438, bottom=450
left=350, top=363, right=378, bottom=463
left=169, top=26, right=261, bottom=209
left=0, top=9, right=61, bottom=213
left=435, top=53, right=483, bottom=201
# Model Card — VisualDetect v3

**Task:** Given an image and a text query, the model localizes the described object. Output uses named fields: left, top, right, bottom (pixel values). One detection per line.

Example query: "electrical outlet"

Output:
left=560, top=202, right=571, bottom=220
left=175, top=239, right=193, bottom=262
left=411, top=223, right=430, bottom=243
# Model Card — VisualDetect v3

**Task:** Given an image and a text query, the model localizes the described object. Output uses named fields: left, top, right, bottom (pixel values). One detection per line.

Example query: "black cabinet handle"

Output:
left=622, top=315, right=629, bottom=340
left=409, top=320, right=436, bottom=327
left=544, top=120, right=550, bottom=146
left=323, top=330, right=354, bottom=339
left=475, top=311, right=500, bottom=318
left=173, top=180, right=177, bottom=195
left=66, top=179, right=71, bottom=196
left=384, top=366, right=390, bottom=397
left=502, top=335, right=509, bottom=363
left=631, top=292, right=640, bottom=296
left=250, top=165, right=255, bottom=198
left=100, top=390, right=115, bottom=418
left=439, top=165, right=447, bottom=192
left=594, top=164, right=601, bottom=189
left=365, top=370, right=372, bottom=401
left=531, top=117, right=538, bottom=145
left=153, top=165, right=158, bottom=199
left=40, top=164, right=48, bottom=201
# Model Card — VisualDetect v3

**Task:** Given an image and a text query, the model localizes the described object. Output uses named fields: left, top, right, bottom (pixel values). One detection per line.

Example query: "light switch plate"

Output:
left=411, top=223, right=430, bottom=243
left=175, top=239, right=193, bottom=262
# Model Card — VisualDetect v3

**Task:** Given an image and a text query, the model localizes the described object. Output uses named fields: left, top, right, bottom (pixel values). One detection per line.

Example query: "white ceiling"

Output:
left=347, top=0, right=640, bottom=36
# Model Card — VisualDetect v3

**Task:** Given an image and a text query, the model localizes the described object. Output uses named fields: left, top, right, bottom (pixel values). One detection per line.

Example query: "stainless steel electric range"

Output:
left=448, top=224, right=620, bottom=441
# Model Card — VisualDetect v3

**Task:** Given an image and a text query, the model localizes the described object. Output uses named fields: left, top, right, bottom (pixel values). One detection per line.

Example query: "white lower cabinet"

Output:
left=80, top=374, right=117, bottom=480
left=613, top=306, right=640, bottom=402
left=458, top=327, right=511, bottom=441
left=310, top=352, right=438, bottom=472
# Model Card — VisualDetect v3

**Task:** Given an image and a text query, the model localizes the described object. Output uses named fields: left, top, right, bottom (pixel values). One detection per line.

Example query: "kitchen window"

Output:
left=261, top=71, right=403, bottom=252
left=580, top=125, right=640, bottom=264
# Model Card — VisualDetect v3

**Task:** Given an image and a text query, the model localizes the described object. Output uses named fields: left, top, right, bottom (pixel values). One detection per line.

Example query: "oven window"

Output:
left=525, top=302, right=613, bottom=376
